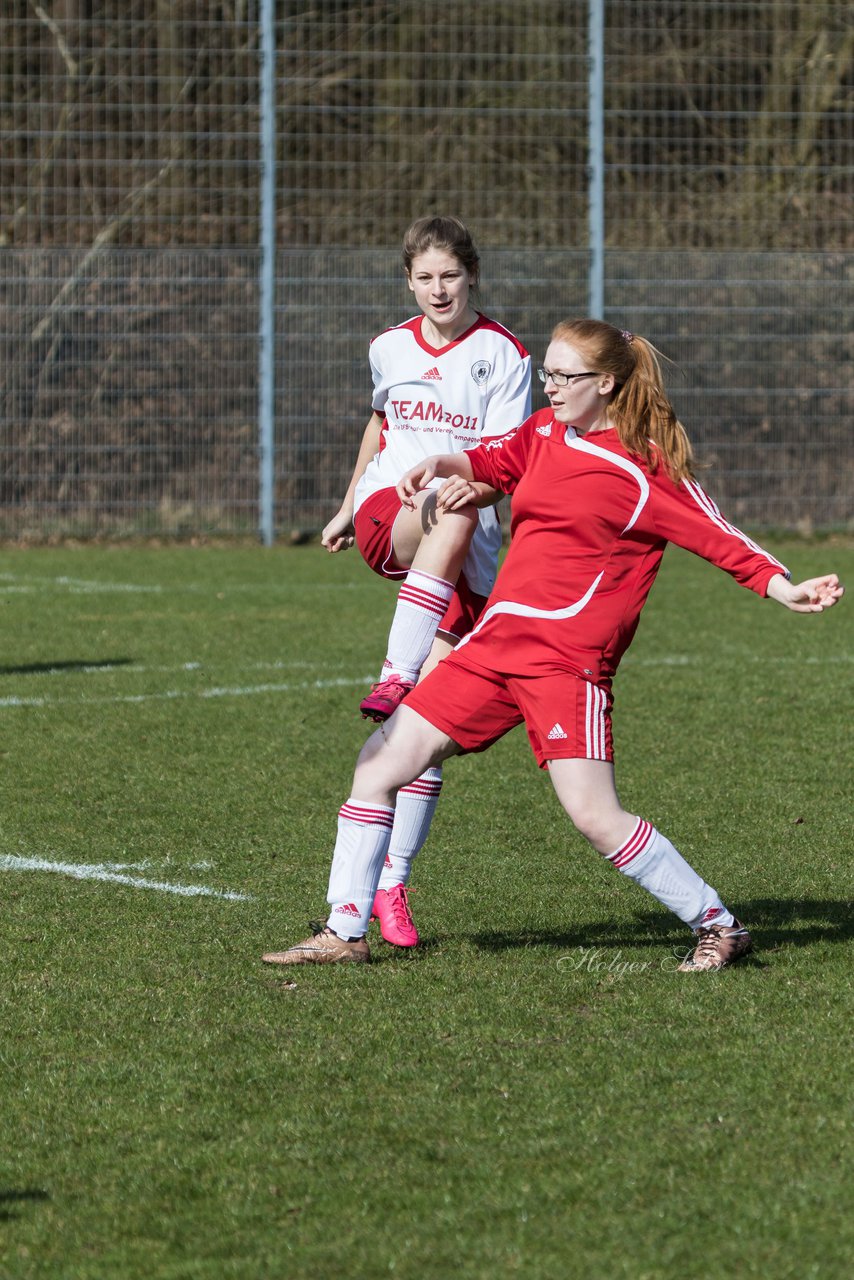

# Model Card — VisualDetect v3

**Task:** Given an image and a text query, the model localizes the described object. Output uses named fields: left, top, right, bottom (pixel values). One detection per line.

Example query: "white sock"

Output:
left=382, top=571, right=455, bottom=682
left=326, top=799, right=394, bottom=938
left=604, top=818, right=734, bottom=931
left=378, top=767, right=443, bottom=889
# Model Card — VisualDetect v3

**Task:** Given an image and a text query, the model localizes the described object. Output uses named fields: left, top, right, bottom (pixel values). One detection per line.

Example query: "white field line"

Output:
left=623, top=653, right=853, bottom=667
left=0, top=655, right=849, bottom=711
left=2, top=658, right=324, bottom=678
left=0, top=572, right=362, bottom=596
left=0, top=573, right=162, bottom=594
left=0, top=675, right=374, bottom=709
left=2, top=650, right=849, bottom=678
left=0, top=853, right=252, bottom=900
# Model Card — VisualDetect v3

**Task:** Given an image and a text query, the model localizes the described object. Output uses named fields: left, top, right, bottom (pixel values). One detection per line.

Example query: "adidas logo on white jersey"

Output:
left=547, top=722, right=568, bottom=740
left=536, top=423, right=552, bottom=437
left=422, top=366, right=441, bottom=380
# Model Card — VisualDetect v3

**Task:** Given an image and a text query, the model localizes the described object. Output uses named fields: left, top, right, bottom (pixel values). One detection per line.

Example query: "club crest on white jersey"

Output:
left=471, top=359, right=491, bottom=386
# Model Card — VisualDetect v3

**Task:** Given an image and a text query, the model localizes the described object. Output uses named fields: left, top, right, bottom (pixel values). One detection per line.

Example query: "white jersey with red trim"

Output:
left=458, top=408, right=789, bottom=682
left=354, top=312, right=531, bottom=595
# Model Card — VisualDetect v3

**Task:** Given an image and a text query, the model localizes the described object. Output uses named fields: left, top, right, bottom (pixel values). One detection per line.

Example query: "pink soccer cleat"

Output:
left=359, top=674, right=415, bottom=722
left=371, top=884, right=419, bottom=948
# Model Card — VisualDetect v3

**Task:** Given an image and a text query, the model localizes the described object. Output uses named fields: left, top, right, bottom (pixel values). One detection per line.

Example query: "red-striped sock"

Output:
left=379, top=767, right=443, bottom=889
left=326, top=798, right=395, bottom=937
left=382, top=571, right=454, bottom=681
left=604, top=818, right=733, bottom=930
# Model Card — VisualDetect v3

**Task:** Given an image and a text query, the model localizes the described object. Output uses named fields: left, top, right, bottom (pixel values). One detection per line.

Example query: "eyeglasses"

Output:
left=537, top=368, right=598, bottom=387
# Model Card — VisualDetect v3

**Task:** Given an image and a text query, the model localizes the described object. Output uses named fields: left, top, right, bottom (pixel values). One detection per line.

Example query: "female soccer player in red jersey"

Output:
left=318, top=216, right=531, bottom=947
left=269, top=319, right=843, bottom=971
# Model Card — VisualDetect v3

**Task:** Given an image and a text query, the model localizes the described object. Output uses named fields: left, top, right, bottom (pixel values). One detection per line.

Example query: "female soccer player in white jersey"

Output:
left=266, top=319, right=844, bottom=972
left=319, top=216, right=532, bottom=948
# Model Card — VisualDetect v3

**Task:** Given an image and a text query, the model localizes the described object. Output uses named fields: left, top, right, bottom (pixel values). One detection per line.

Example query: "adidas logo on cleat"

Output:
left=422, top=366, right=442, bottom=380
left=547, top=723, right=568, bottom=740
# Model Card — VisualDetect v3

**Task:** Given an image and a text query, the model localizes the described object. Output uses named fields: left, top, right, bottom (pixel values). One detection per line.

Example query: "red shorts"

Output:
left=404, top=648, right=614, bottom=769
left=354, top=486, right=488, bottom=643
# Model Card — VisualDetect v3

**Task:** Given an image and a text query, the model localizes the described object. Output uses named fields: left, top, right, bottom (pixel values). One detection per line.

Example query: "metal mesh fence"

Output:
left=280, top=0, right=854, bottom=251
left=1, top=248, right=259, bottom=536
left=0, top=2, right=851, bottom=538
left=282, top=248, right=853, bottom=534
left=0, top=3, right=260, bottom=248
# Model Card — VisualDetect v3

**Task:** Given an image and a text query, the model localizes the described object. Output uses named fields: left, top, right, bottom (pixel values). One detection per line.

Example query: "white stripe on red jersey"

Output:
left=570, top=436, right=650, bottom=533
left=455, top=572, right=603, bottom=653
left=683, top=479, right=788, bottom=568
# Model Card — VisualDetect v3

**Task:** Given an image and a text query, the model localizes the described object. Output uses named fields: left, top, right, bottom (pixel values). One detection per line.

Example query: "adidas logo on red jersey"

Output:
left=421, top=366, right=442, bottom=380
left=547, top=723, right=568, bottom=740
left=335, top=902, right=361, bottom=918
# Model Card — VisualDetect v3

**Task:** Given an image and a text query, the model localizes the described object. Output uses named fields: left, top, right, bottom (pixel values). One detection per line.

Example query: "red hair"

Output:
left=551, top=319, right=695, bottom=482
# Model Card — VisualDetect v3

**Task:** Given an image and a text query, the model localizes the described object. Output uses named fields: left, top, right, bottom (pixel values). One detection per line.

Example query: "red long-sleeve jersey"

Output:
left=458, top=409, right=788, bottom=685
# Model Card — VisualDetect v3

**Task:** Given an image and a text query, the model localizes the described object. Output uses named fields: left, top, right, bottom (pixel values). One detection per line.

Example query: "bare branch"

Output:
left=29, top=1, right=78, bottom=77
left=31, top=158, right=176, bottom=343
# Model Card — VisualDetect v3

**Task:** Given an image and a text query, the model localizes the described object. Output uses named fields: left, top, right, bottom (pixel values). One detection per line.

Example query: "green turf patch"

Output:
left=0, top=542, right=851, bottom=1279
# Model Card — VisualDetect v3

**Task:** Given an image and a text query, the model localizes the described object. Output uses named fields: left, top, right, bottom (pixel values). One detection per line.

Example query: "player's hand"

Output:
left=767, top=572, right=844, bottom=613
left=321, top=508, right=356, bottom=553
left=397, top=459, right=439, bottom=509
left=435, top=475, right=478, bottom=512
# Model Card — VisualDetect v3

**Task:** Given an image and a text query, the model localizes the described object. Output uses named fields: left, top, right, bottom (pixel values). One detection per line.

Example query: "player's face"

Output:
left=407, top=248, right=474, bottom=339
left=540, top=340, right=615, bottom=434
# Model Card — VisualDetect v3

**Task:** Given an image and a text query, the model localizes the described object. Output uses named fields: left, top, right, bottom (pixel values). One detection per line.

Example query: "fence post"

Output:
left=258, top=0, right=276, bottom=545
left=588, top=0, right=605, bottom=319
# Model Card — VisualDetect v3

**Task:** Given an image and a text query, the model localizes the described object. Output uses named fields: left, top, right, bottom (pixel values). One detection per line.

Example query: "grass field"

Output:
left=1, top=540, right=851, bottom=1280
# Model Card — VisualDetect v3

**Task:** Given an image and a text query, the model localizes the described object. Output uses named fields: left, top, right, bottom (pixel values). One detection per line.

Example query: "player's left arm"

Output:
left=652, top=475, right=790, bottom=595
left=766, top=573, right=844, bottom=613
left=653, top=477, right=845, bottom=611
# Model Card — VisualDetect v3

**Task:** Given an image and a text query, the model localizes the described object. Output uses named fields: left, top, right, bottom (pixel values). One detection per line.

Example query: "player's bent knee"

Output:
left=352, top=712, right=450, bottom=799
left=352, top=749, right=405, bottom=805
left=421, top=496, right=479, bottom=542
left=561, top=801, right=623, bottom=852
